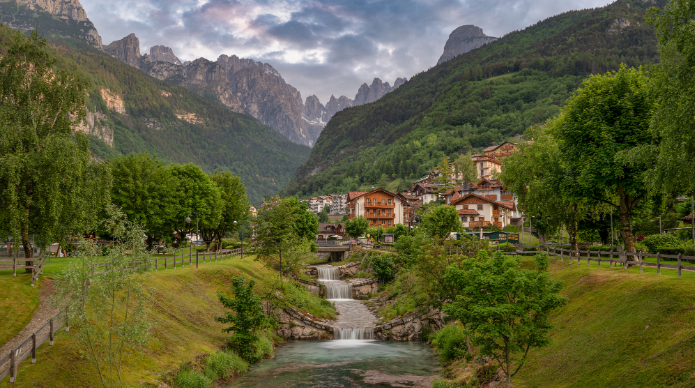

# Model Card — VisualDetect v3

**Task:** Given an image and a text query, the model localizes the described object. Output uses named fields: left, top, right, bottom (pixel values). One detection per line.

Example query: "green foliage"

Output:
left=253, top=333, right=274, bottom=361
left=345, top=216, right=369, bottom=238
left=204, top=350, right=248, bottom=380
left=442, top=253, right=567, bottom=387
left=167, top=164, right=223, bottom=242
left=454, top=153, right=477, bottom=184
left=423, top=205, right=463, bottom=238
left=370, top=254, right=397, bottom=281
left=284, top=1, right=659, bottom=197
left=318, top=205, right=330, bottom=223
left=394, top=233, right=426, bottom=268
left=0, top=30, right=110, bottom=258
left=641, top=234, right=685, bottom=255
left=53, top=205, right=151, bottom=388
left=385, top=224, right=409, bottom=241
left=174, top=366, right=212, bottom=388
left=432, top=323, right=470, bottom=362
left=264, top=279, right=336, bottom=320
left=366, top=226, right=384, bottom=242
left=215, top=276, right=267, bottom=363
left=202, top=171, right=249, bottom=250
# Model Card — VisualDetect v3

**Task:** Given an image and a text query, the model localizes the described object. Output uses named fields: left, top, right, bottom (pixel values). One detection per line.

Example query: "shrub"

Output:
left=371, top=254, right=397, bottom=281
left=253, top=334, right=274, bottom=360
left=204, top=350, right=248, bottom=381
left=174, top=367, right=213, bottom=388
left=586, top=244, right=614, bottom=252
left=432, top=323, right=469, bottom=362
left=642, top=234, right=684, bottom=254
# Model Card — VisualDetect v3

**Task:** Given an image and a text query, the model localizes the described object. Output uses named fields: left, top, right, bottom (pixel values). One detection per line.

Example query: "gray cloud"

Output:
left=80, top=0, right=613, bottom=104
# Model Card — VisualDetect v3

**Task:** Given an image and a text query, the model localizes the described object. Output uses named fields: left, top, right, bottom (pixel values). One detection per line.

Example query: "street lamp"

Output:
left=657, top=216, right=662, bottom=235
left=234, top=220, right=243, bottom=259
left=185, top=212, right=199, bottom=247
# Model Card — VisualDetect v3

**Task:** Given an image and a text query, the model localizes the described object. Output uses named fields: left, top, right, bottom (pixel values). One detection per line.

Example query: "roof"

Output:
left=458, top=209, right=480, bottom=215
left=483, top=141, right=517, bottom=153
left=348, top=191, right=367, bottom=201
left=496, top=200, right=515, bottom=210
left=450, top=192, right=515, bottom=210
left=449, top=192, right=461, bottom=203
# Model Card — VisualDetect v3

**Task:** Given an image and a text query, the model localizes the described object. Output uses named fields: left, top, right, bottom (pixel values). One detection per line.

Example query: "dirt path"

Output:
left=0, top=279, right=62, bottom=372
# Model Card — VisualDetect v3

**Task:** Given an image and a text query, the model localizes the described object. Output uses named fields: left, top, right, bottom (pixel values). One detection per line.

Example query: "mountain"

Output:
left=437, top=25, right=497, bottom=65
left=283, top=0, right=662, bottom=197
left=0, top=6, right=311, bottom=203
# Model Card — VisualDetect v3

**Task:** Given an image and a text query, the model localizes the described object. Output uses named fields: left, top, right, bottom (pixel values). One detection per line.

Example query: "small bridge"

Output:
left=316, top=241, right=351, bottom=261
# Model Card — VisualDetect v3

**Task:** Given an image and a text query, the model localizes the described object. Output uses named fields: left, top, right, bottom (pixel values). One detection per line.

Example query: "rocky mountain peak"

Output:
left=353, top=77, right=406, bottom=106
left=104, top=33, right=142, bottom=68
left=437, top=25, right=498, bottom=65
left=149, top=45, right=182, bottom=65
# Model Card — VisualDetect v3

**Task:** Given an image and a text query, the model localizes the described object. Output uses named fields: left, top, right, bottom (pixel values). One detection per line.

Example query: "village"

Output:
left=301, top=142, right=524, bottom=244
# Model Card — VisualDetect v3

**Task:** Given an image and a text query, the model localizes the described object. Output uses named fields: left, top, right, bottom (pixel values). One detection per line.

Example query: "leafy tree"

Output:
left=166, top=164, right=223, bottom=247
left=0, top=30, right=110, bottom=270
left=341, top=214, right=349, bottom=222
left=206, top=171, right=249, bottom=251
left=454, top=153, right=477, bottom=184
left=215, top=276, right=267, bottom=363
left=435, top=155, right=454, bottom=190
left=53, top=205, right=150, bottom=388
left=318, top=205, right=330, bottom=223
left=366, top=226, right=385, bottom=242
left=111, top=154, right=175, bottom=250
left=556, top=66, right=656, bottom=253
left=345, top=216, right=370, bottom=239
left=385, top=223, right=409, bottom=241
left=442, top=253, right=567, bottom=388
left=370, top=254, right=396, bottom=281
left=423, top=205, right=462, bottom=238
left=647, top=1, right=695, bottom=195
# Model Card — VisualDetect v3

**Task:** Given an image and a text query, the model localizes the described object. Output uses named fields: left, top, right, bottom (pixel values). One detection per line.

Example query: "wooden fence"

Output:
left=0, top=307, right=69, bottom=383
left=0, top=254, right=46, bottom=286
left=505, top=244, right=695, bottom=278
left=0, top=247, right=244, bottom=384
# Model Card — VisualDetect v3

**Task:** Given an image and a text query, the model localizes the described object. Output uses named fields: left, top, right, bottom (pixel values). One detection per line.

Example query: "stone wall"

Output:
left=348, top=278, right=379, bottom=299
left=274, top=307, right=333, bottom=340
left=338, top=261, right=362, bottom=277
left=374, top=310, right=445, bottom=341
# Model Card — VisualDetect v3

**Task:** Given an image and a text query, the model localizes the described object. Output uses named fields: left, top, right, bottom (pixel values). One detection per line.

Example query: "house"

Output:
left=409, top=182, right=440, bottom=204
left=482, top=141, right=520, bottom=159
left=308, top=196, right=333, bottom=214
left=316, top=223, right=346, bottom=240
left=449, top=193, right=515, bottom=228
left=347, top=188, right=409, bottom=227
left=249, top=205, right=257, bottom=217
left=471, top=154, right=503, bottom=180
left=330, top=194, right=348, bottom=214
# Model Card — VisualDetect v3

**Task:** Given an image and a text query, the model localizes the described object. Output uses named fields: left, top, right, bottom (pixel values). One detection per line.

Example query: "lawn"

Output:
left=0, top=272, right=40, bottom=346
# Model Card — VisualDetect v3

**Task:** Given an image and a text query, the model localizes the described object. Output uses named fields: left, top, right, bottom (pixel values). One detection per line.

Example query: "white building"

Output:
left=330, top=194, right=348, bottom=214
left=308, top=196, right=333, bottom=214
left=449, top=193, right=515, bottom=228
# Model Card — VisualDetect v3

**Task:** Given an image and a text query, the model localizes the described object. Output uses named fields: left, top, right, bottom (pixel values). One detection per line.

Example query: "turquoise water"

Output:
left=228, top=340, right=438, bottom=388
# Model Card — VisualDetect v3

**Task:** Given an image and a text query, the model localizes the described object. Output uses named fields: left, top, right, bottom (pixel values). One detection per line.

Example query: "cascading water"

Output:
left=317, top=266, right=340, bottom=281
left=326, top=283, right=353, bottom=300
left=334, top=327, right=374, bottom=340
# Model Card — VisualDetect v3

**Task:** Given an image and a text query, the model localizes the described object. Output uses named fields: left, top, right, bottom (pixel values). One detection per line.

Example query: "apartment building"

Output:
left=347, top=188, right=409, bottom=227
left=330, top=194, right=348, bottom=214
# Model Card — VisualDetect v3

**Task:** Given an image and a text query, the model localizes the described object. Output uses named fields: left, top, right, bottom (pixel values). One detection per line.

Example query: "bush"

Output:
left=175, top=366, right=213, bottom=388
left=253, top=334, right=274, bottom=360
left=586, top=244, right=614, bottom=251
left=642, top=234, right=684, bottom=254
left=432, top=323, right=469, bottom=362
left=204, top=350, right=248, bottom=380
left=370, top=254, right=397, bottom=281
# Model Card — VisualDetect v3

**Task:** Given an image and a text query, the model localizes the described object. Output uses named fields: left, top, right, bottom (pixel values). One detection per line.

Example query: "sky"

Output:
left=80, top=0, right=614, bottom=104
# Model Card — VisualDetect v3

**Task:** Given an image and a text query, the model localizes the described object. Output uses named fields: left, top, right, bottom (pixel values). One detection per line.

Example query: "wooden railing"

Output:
left=0, top=255, right=45, bottom=286
left=469, top=221, right=491, bottom=227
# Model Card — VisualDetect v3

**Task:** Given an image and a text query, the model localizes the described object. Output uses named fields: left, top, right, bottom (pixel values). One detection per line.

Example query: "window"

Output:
left=366, top=198, right=371, bottom=204
left=388, top=220, right=392, bottom=226
left=388, top=199, right=392, bottom=204
left=388, top=209, right=392, bottom=215
left=462, top=216, right=468, bottom=222
left=477, top=204, right=483, bottom=210
left=382, top=198, right=386, bottom=204
left=480, top=217, right=485, bottom=221
left=462, top=205, right=468, bottom=209
left=382, top=220, right=386, bottom=225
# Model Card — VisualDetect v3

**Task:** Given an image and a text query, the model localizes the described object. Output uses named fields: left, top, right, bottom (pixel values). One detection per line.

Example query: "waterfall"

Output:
left=334, top=327, right=374, bottom=340
left=326, top=282, right=353, bottom=300
left=317, top=266, right=340, bottom=281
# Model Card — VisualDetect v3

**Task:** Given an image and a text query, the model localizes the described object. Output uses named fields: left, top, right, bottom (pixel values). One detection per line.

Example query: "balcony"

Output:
left=468, top=221, right=491, bottom=228
left=493, top=210, right=500, bottom=216
left=501, top=194, right=514, bottom=200
left=366, top=214, right=395, bottom=219
left=365, top=202, right=395, bottom=208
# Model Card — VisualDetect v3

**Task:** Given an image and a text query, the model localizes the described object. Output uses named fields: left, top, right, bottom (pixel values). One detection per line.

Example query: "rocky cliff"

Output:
left=437, top=25, right=497, bottom=65
left=353, top=77, right=407, bottom=106
left=104, top=33, right=142, bottom=67
left=149, top=45, right=181, bottom=65
left=1, top=0, right=102, bottom=48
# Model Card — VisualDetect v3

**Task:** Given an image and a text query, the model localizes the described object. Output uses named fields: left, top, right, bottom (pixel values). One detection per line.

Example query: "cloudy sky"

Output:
left=80, top=0, right=613, bottom=104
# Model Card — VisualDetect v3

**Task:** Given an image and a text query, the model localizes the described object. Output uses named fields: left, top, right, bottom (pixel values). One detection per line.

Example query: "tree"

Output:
left=207, top=171, right=249, bottom=251
left=442, top=253, right=567, bottom=388
left=318, top=205, right=330, bottom=223
left=345, top=216, right=370, bottom=239
left=215, top=276, right=267, bottom=363
left=166, top=164, right=223, bottom=248
left=53, top=205, right=150, bottom=388
left=556, top=66, right=656, bottom=253
left=111, top=154, right=175, bottom=250
left=435, top=155, right=454, bottom=190
left=454, top=153, right=477, bottom=184
left=423, top=205, right=462, bottom=238
left=646, top=1, right=695, bottom=196
left=366, top=226, right=385, bottom=242
left=0, top=31, right=110, bottom=271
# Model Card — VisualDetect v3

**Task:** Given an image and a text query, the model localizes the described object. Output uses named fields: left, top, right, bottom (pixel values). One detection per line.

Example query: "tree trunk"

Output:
left=505, top=342, right=511, bottom=388
left=618, top=186, right=636, bottom=253
left=21, top=221, right=33, bottom=273
left=568, top=219, right=578, bottom=255
left=538, top=233, right=546, bottom=245
left=598, top=228, right=609, bottom=245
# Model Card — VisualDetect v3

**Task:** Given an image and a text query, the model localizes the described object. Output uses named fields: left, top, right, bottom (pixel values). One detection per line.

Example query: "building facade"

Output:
left=449, top=193, right=514, bottom=228
left=330, top=194, right=348, bottom=214
left=347, top=189, right=408, bottom=227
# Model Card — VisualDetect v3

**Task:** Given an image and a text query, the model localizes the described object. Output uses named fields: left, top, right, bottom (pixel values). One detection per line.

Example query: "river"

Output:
left=227, top=339, right=438, bottom=388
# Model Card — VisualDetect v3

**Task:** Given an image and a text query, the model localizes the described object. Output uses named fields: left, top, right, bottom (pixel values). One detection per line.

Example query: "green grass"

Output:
left=510, top=255, right=695, bottom=387
left=0, top=272, right=40, bottom=345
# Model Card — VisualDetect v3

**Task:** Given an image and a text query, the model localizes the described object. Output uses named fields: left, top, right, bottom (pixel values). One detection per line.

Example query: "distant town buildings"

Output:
left=249, top=205, right=257, bottom=217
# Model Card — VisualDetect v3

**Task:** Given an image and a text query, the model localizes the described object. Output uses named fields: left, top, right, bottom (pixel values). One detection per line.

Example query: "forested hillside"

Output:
left=283, top=0, right=661, bottom=196
left=0, top=21, right=310, bottom=204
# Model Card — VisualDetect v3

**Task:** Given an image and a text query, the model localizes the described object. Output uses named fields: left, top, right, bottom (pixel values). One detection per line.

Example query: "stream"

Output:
left=227, top=265, right=439, bottom=387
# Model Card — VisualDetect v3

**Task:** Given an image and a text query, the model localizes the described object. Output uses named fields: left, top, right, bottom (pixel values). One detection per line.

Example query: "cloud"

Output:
left=80, top=0, right=613, bottom=104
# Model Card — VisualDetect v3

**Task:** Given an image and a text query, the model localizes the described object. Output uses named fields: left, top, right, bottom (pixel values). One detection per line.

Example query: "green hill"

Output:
left=0, top=16, right=310, bottom=204
left=283, top=0, right=661, bottom=197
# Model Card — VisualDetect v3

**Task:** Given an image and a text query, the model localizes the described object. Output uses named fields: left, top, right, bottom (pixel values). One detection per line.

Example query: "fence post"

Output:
left=656, top=253, right=661, bottom=275
left=10, top=349, right=16, bottom=383
left=196, top=251, right=199, bottom=269
left=678, top=253, right=682, bottom=278
left=164, top=255, right=167, bottom=270
left=49, top=319, right=54, bottom=345
left=13, top=249, right=17, bottom=276
left=597, top=251, right=601, bottom=267
left=32, top=332, right=37, bottom=363
left=174, top=250, right=177, bottom=269
left=610, top=251, right=613, bottom=267
left=587, top=250, right=590, bottom=266
left=65, top=307, right=70, bottom=332
left=639, top=252, right=643, bottom=273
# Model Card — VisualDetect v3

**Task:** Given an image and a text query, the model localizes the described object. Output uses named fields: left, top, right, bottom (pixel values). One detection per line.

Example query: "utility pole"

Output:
left=610, top=212, right=614, bottom=252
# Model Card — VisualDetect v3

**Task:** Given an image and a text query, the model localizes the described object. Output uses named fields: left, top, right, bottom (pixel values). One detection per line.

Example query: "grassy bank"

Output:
left=10, top=255, right=328, bottom=387
left=0, top=273, right=40, bottom=346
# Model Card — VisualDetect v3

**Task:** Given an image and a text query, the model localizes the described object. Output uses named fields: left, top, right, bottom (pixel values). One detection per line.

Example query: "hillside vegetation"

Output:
left=284, top=0, right=661, bottom=196
left=0, top=18, right=310, bottom=203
